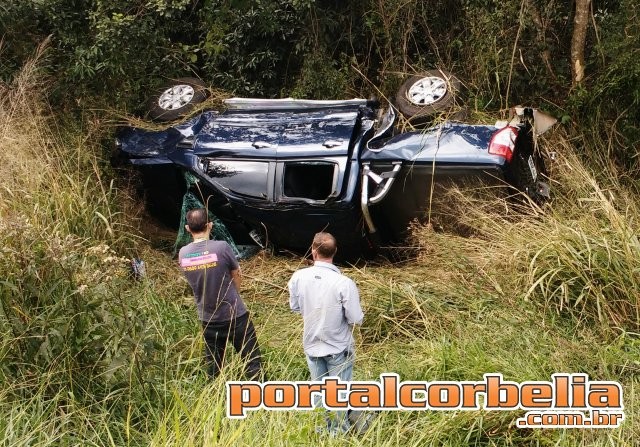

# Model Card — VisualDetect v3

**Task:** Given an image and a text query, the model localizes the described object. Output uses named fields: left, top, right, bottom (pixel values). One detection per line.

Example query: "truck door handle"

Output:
left=252, top=141, right=273, bottom=149
left=322, top=140, right=343, bottom=148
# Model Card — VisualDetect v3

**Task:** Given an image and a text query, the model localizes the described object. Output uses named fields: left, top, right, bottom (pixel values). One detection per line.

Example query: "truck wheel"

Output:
left=147, top=77, right=209, bottom=122
left=395, top=70, right=461, bottom=122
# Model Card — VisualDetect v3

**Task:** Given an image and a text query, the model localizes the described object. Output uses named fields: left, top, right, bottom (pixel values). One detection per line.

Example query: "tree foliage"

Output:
left=0, top=0, right=638, bottom=164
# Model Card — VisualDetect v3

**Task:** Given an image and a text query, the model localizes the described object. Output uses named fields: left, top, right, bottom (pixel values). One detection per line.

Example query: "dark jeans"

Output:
left=202, top=312, right=262, bottom=380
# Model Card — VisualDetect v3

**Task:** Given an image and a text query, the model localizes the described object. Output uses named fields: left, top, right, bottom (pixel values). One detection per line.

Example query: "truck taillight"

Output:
left=488, top=126, right=518, bottom=163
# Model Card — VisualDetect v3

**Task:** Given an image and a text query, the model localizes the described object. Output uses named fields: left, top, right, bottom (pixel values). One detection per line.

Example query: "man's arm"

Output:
left=288, top=276, right=300, bottom=313
left=231, top=268, right=241, bottom=291
left=223, top=242, right=241, bottom=291
left=343, top=280, right=364, bottom=325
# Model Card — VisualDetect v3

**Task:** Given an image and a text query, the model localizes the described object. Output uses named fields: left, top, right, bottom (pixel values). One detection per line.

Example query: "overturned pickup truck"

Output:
left=115, top=72, right=556, bottom=258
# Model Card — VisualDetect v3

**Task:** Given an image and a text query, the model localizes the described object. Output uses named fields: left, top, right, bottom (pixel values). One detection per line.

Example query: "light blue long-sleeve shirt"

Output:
left=288, top=261, right=364, bottom=357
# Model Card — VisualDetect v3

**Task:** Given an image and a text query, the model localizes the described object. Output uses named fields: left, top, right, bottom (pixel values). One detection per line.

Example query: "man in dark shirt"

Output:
left=178, top=208, right=262, bottom=379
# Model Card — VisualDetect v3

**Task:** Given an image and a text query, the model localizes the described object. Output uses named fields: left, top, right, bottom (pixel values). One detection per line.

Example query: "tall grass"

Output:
left=0, top=42, right=195, bottom=446
left=1, top=49, right=638, bottom=445
left=428, top=133, right=640, bottom=334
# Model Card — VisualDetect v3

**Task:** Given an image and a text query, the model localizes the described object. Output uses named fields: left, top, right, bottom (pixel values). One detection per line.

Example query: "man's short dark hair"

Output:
left=312, top=232, right=337, bottom=258
left=186, top=208, right=209, bottom=232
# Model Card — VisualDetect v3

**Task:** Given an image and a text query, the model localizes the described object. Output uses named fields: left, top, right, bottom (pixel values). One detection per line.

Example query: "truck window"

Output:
left=283, top=163, right=336, bottom=200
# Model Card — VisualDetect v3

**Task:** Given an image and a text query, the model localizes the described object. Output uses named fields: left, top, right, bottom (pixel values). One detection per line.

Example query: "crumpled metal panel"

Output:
left=361, top=122, right=504, bottom=165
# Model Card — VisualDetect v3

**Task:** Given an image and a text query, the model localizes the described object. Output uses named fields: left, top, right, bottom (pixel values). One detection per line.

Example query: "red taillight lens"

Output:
left=488, top=126, right=518, bottom=163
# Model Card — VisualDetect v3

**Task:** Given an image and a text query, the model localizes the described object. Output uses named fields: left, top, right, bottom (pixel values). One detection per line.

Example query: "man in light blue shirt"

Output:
left=288, top=232, right=364, bottom=433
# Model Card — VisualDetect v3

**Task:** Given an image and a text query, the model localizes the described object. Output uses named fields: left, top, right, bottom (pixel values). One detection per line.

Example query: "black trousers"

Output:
left=202, top=312, right=262, bottom=380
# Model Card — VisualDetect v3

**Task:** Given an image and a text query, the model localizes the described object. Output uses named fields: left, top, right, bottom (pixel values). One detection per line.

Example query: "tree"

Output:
left=571, top=0, right=591, bottom=86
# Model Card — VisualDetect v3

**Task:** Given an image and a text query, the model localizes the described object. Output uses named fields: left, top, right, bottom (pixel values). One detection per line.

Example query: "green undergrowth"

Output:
left=1, top=58, right=638, bottom=446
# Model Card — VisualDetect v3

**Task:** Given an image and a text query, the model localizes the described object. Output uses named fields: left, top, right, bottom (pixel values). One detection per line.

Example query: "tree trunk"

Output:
left=571, top=0, right=591, bottom=86
left=525, top=0, right=557, bottom=82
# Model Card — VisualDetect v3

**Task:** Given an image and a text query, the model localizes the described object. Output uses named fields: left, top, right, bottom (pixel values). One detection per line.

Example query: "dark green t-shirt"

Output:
left=178, top=240, right=247, bottom=323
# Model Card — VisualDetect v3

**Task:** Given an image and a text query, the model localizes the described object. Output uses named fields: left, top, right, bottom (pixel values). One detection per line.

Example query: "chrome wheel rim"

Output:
left=158, top=84, right=195, bottom=110
left=406, top=76, right=448, bottom=106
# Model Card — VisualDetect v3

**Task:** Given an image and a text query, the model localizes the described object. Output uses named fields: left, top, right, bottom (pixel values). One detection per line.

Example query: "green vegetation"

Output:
left=1, top=1, right=639, bottom=445
left=1, top=0, right=638, bottom=163
left=1, top=53, right=638, bottom=447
